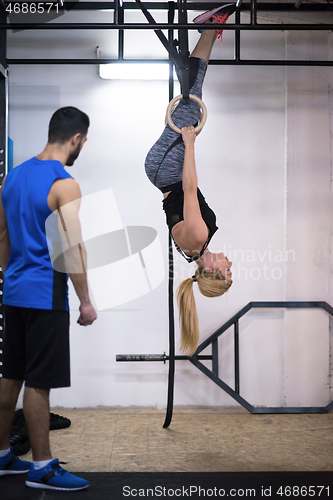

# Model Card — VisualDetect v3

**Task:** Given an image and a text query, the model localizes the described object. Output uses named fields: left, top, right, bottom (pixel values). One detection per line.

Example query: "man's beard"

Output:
left=66, top=141, right=82, bottom=166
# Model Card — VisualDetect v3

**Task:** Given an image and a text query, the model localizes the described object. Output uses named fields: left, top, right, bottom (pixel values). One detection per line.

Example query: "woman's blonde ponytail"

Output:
left=176, top=275, right=200, bottom=356
left=176, top=270, right=233, bottom=356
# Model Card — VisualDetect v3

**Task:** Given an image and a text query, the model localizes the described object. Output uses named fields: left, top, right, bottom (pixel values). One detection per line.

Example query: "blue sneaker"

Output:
left=0, top=446, right=31, bottom=476
left=26, top=458, right=89, bottom=491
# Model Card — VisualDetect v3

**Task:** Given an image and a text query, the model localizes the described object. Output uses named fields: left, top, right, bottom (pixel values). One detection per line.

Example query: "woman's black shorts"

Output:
left=2, top=305, right=70, bottom=389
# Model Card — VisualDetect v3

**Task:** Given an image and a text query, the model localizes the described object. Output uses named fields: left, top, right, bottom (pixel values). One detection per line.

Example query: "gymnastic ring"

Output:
left=165, top=94, right=207, bottom=135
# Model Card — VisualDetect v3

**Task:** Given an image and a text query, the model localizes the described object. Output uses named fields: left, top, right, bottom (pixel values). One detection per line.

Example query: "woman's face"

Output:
left=212, top=252, right=232, bottom=279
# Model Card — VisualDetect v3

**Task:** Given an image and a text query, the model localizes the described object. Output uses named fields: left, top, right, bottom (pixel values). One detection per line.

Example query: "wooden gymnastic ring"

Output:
left=165, top=94, right=207, bottom=135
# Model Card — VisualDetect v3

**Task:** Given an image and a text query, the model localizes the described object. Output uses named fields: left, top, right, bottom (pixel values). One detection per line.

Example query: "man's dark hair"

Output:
left=48, top=106, right=90, bottom=144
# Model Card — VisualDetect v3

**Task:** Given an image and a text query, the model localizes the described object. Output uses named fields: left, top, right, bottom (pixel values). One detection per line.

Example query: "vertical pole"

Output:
left=177, top=0, right=190, bottom=99
left=115, top=0, right=124, bottom=60
left=212, top=339, right=219, bottom=377
left=0, top=4, right=6, bottom=378
left=251, top=0, right=257, bottom=25
left=163, top=2, right=176, bottom=429
left=234, top=321, right=240, bottom=394
left=168, top=2, right=175, bottom=103
left=235, top=5, right=241, bottom=62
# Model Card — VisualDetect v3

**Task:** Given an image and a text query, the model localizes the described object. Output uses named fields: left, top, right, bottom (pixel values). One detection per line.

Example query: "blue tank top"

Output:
left=2, top=157, right=73, bottom=310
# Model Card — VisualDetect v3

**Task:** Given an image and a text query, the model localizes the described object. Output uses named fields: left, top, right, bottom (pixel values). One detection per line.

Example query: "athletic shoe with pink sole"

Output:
left=193, top=3, right=237, bottom=42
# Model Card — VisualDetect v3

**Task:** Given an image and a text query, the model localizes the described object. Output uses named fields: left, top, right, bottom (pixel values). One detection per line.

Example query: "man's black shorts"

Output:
left=2, top=305, right=70, bottom=389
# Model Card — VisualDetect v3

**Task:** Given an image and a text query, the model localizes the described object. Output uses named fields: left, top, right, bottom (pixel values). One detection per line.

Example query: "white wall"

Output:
left=7, top=9, right=333, bottom=409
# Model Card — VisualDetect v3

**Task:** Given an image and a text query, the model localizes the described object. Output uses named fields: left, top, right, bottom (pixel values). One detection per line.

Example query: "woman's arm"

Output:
left=182, top=127, right=198, bottom=193
left=181, top=127, right=209, bottom=248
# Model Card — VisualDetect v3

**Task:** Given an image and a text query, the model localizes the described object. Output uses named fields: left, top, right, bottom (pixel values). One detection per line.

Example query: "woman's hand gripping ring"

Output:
left=165, top=94, right=207, bottom=135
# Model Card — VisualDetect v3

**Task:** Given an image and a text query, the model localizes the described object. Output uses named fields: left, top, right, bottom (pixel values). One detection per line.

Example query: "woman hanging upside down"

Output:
left=145, top=4, right=236, bottom=356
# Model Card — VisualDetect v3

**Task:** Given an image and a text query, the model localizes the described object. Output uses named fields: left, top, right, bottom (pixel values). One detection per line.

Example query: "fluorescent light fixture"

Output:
left=99, top=63, right=174, bottom=80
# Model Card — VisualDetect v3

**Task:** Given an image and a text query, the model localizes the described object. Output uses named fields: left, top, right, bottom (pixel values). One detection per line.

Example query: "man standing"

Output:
left=0, top=107, right=97, bottom=491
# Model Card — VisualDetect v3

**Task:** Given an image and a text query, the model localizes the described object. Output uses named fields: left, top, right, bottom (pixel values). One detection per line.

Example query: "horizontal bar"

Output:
left=251, top=407, right=329, bottom=414
left=2, top=23, right=333, bottom=30
left=7, top=59, right=333, bottom=67
left=6, top=59, right=170, bottom=65
left=209, top=60, right=333, bottom=67
left=47, top=1, right=333, bottom=11
left=116, top=354, right=213, bottom=361
left=249, top=301, right=329, bottom=308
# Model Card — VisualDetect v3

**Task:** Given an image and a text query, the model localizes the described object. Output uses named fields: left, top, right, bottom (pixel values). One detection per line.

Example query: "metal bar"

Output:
left=163, top=232, right=175, bottom=428
left=52, top=2, right=333, bottom=12
left=321, top=302, right=333, bottom=316
left=4, top=65, right=7, bottom=177
left=197, top=301, right=329, bottom=354
left=326, top=400, right=333, bottom=412
left=234, top=6, right=240, bottom=62
left=6, top=59, right=170, bottom=64
left=190, top=357, right=254, bottom=412
left=117, top=354, right=167, bottom=362
left=168, top=1, right=175, bottom=102
left=251, top=407, right=328, bottom=414
left=212, top=339, right=218, bottom=377
left=209, top=60, right=333, bottom=67
left=0, top=5, right=5, bottom=379
left=7, top=59, right=333, bottom=67
left=116, top=301, right=333, bottom=413
left=196, top=302, right=252, bottom=354
left=163, top=3, right=176, bottom=430
left=191, top=359, right=329, bottom=414
left=177, top=0, right=190, bottom=99
left=234, top=320, right=240, bottom=394
left=116, top=354, right=213, bottom=361
left=251, top=0, right=257, bottom=25
left=249, top=301, right=327, bottom=308
left=115, top=0, right=125, bottom=60
left=2, top=23, right=333, bottom=30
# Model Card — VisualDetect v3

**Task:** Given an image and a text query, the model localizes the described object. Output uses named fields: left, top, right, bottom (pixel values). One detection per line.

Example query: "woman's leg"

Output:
left=191, top=29, right=216, bottom=63
left=145, top=30, right=216, bottom=190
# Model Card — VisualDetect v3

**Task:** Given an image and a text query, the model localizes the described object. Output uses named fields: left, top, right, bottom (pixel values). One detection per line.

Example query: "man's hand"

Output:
left=77, top=302, right=97, bottom=326
left=181, top=126, right=196, bottom=147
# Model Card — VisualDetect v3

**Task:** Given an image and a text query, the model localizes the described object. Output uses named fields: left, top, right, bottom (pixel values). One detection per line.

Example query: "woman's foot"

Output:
left=193, top=3, right=236, bottom=42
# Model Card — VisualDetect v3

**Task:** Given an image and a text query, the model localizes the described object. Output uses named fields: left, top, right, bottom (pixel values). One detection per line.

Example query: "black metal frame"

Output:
left=117, top=302, right=333, bottom=416
left=3, top=2, right=333, bottom=67
left=1, top=0, right=333, bottom=415
left=0, top=5, right=6, bottom=378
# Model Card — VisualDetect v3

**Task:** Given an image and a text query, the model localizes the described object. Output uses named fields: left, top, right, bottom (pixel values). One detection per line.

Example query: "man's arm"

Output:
left=53, top=178, right=97, bottom=326
left=0, top=178, right=11, bottom=274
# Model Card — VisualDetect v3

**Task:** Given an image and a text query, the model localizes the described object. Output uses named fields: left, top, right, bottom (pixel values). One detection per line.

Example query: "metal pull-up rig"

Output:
left=1, top=1, right=333, bottom=427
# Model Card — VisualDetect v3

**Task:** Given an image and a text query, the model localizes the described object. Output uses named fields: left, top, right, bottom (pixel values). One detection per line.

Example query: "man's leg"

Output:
left=0, top=378, right=23, bottom=450
left=23, top=386, right=52, bottom=461
left=0, top=378, right=32, bottom=476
